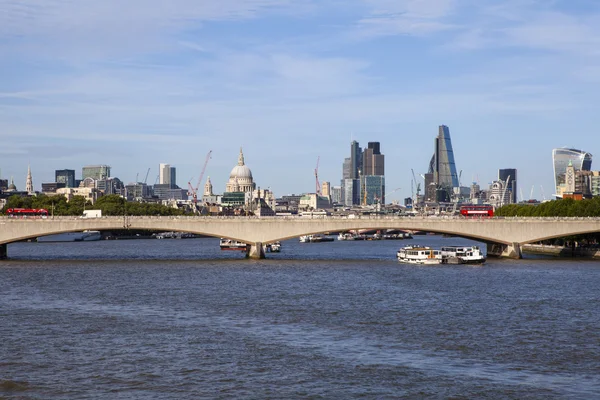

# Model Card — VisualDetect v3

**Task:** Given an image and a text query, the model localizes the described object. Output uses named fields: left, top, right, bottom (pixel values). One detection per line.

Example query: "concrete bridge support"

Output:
left=488, top=242, right=522, bottom=259
left=247, top=242, right=265, bottom=259
left=0, top=244, right=7, bottom=260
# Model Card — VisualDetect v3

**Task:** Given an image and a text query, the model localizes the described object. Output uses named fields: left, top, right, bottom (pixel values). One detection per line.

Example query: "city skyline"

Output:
left=2, top=1, right=600, bottom=201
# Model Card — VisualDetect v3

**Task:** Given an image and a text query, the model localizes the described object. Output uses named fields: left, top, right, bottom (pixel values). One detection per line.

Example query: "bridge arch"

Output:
left=2, top=215, right=600, bottom=259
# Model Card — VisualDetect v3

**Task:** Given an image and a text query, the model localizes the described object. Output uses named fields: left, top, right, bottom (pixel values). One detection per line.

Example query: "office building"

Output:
left=350, top=140, right=362, bottom=179
left=552, top=148, right=592, bottom=198
left=42, top=182, right=66, bottom=193
left=82, top=165, right=111, bottom=181
left=360, top=175, right=385, bottom=205
left=427, top=125, right=459, bottom=202
left=362, top=142, right=385, bottom=176
left=361, top=142, right=385, bottom=204
left=321, top=181, right=331, bottom=198
left=498, top=169, right=517, bottom=204
left=159, top=163, right=171, bottom=186
left=55, top=169, right=76, bottom=188
left=330, top=186, right=342, bottom=204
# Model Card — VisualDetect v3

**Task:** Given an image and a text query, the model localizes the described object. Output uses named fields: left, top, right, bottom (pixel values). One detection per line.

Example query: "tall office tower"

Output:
left=82, top=165, right=111, bottom=181
left=552, top=148, right=593, bottom=198
left=340, top=141, right=363, bottom=206
left=350, top=140, right=362, bottom=179
left=361, top=142, right=385, bottom=204
left=321, top=181, right=331, bottom=198
left=170, top=167, right=177, bottom=189
left=498, top=169, right=517, bottom=204
left=363, top=142, right=385, bottom=176
left=427, top=125, right=459, bottom=202
left=342, top=158, right=352, bottom=180
left=55, top=169, right=75, bottom=188
left=25, top=165, right=34, bottom=194
left=159, top=163, right=171, bottom=186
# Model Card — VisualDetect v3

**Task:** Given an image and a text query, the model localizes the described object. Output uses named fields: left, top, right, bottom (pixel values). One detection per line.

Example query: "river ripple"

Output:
left=1, top=237, right=599, bottom=399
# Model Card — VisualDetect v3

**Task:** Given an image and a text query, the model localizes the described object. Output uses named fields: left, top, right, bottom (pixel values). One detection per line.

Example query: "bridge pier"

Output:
left=247, top=242, right=265, bottom=259
left=0, top=244, right=6, bottom=260
left=488, top=242, right=522, bottom=259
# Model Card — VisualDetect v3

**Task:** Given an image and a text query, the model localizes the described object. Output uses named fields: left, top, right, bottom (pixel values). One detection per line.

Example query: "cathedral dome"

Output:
left=225, top=147, right=256, bottom=193
left=229, top=164, right=253, bottom=180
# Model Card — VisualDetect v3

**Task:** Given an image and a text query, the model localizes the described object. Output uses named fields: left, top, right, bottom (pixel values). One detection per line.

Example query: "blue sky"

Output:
left=1, top=0, right=599, bottom=202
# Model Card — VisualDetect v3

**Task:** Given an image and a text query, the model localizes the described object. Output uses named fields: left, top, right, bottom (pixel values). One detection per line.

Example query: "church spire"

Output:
left=238, top=147, right=245, bottom=166
left=26, top=164, right=34, bottom=194
left=204, top=176, right=213, bottom=196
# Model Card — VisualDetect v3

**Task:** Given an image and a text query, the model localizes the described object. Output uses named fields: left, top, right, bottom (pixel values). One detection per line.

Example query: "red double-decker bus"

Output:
left=5, top=208, right=49, bottom=218
left=459, top=205, right=494, bottom=218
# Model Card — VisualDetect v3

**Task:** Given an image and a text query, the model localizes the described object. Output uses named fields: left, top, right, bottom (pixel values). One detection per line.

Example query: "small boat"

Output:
left=219, top=238, right=248, bottom=251
left=266, top=241, right=281, bottom=252
left=300, top=234, right=334, bottom=243
left=338, top=233, right=355, bottom=241
left=441, top=246, right=486, bottom=264
left=397, top=245, right=442, bottom=265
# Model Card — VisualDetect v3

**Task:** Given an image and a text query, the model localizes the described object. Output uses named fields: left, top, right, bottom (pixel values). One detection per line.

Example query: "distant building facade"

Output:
left=498, top=168, right=517, bottom=204
left=552, top=148, right=592, bottom=198
left=82, top=165, right=111, bottom=181
left=55, top=169, right=76, bottom=188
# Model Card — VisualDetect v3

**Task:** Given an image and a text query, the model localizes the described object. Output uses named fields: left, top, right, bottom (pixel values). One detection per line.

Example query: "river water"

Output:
left=1, top=236, right=599, bottom=399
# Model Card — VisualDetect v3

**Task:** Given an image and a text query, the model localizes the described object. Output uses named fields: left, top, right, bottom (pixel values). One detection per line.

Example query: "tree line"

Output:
left=495, top=197, right=600, bottom=217
left=0, top=194, right=187, bottom=216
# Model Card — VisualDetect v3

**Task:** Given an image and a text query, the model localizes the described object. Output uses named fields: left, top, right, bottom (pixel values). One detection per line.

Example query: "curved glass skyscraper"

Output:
left=552, top=148, right=592, bottom=198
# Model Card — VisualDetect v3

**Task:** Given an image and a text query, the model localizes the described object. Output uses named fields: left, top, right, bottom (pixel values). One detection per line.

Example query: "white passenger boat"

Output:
left=396, top=245, right=442, bottom=265
left=266, top=241, right=281, bottom=252
left=440, top=246, right=486, bottom=264
left=219, top=238, right=248, bottom=251
left=300, top=234, right=334, bottom=243
left=37, top=230, right=101, bottom=242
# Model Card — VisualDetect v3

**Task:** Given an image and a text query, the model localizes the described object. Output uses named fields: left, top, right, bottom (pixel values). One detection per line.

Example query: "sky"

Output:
left=1, top=0, right=600, bottom=203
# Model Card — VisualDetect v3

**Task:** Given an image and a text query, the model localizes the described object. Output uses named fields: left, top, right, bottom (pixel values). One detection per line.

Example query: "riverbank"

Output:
left=523, top=243, right=600, bottom=259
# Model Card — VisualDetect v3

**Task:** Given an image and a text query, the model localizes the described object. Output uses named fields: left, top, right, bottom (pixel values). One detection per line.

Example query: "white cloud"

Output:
left=356, top=0, right=458, bottom=37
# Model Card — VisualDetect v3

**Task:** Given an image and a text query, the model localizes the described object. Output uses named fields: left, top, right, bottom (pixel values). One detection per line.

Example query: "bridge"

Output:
left=1, top=215, right=599, bottom=259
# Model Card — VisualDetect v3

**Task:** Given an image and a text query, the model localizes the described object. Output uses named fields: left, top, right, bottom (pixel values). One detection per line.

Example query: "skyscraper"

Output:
left=552, top=148, right=592, bottom=198
left=82, top=165, right=111, bottom=181
left=170, top=167, right=177, bottom=189
left=498, top=169, right=517, bottom=204
left=361, top=142, right=385, bottom=204
left=363, top=142, right=385, bottom=176
left=159, top=163, right=171, bottom=186
left=350, top=140, right=362, bottom=179
left=55, top=169, right=76, bottom=188
left=427, top=125, right=459, bottom=202
left=341, top=141, right=363, bottom=206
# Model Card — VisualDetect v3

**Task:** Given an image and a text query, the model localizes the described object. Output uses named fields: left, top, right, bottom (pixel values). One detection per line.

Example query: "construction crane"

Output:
left=411, top=169, right=421, bottom=204
left=530, top=185, right=535, bottom=201
left=314, top=156, right=321, bottom=196
left=143, top=168, right=151, bottom=184
left=385, top=187, right=402, bottom=205
left=540, top=185, right=546, bottom=201
left=501, top=175, right=511, bottom=207
left=187, top=150, right=212, bottom=212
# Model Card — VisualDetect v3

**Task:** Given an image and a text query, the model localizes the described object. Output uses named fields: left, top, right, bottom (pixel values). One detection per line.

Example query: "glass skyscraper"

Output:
left=498, top=168, right=517, bottom=204
left=552, top=148, right=592, bottom=198
left=427, top=125, right=459, bottom=201
left=55, top=169, right=75, bottom=188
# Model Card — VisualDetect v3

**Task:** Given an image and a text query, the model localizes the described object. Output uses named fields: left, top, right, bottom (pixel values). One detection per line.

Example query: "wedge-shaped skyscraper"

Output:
left=426, top=125, right=459, bottom=201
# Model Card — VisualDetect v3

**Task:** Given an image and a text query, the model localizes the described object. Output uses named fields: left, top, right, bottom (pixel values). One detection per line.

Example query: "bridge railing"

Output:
left=2, top=215, right=600, bottom=221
